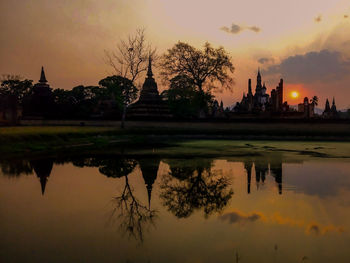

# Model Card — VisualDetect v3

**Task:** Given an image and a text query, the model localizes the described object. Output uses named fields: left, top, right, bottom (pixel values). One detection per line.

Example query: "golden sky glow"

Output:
left=291, top=91, right=299, bottom=99
left=1, top=0, right=350, bottom=108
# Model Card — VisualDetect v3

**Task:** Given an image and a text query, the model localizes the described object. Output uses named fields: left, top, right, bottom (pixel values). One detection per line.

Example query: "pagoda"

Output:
left=127, top=58, right=172, bottom=119
left=27, top=67, right=54, bottom=118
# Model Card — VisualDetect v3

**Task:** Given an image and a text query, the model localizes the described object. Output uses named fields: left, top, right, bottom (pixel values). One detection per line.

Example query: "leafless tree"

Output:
left=108, top=175, right=157, bottom=243
left=104, top=28, right=157, bottom=127
left=105, top=28, right=157, bottom=84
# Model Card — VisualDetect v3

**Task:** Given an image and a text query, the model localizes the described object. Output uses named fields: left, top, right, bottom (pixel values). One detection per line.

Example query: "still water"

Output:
left=1, top=142, right=350, bottom=263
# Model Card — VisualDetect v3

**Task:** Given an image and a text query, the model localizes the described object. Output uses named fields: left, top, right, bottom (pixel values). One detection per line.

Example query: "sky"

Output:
left=1, top=0, right=350, bottom=108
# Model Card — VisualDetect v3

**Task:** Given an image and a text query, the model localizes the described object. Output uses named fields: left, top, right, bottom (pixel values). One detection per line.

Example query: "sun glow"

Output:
left=291, top=91, right=299, bottom=99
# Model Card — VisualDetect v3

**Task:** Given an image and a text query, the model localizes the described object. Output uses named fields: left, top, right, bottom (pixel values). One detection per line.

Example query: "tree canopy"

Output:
left=160, top=42, right=234, bottom=93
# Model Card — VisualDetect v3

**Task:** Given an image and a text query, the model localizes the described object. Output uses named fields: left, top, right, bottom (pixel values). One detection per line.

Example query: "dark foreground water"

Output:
left=1, top=142, right=350, bottom=263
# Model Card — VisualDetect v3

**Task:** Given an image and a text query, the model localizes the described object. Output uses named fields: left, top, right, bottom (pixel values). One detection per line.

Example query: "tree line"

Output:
left=0, top=29, right=234, bottom=123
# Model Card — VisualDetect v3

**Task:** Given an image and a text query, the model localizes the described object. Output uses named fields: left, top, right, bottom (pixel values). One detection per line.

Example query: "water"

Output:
left=1, top=142, right=350, bottom=263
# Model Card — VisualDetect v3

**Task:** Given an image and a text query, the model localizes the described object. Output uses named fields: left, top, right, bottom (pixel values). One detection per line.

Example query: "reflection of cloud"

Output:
left=315, top=15, right=322, bottom=23
left=264, top=49, right=350, bottom=84
left=220, top=23, right=261, bottom=34
left=283, top=163, right=350, bottom=199
left=219, top=210, right=264, bottom=224
left=307, top=223, right=344, bottom=236
left=220, top=210, right=345, bottom=236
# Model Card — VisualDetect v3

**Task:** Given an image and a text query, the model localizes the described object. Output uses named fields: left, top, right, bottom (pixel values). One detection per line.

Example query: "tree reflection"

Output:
left=75, top=156, right=157, bottom=243
left=0, top=159, right=33, bottom=177
left=110, top=173, right=157, bottom=243
left=160, top=158, right=233, bottom=218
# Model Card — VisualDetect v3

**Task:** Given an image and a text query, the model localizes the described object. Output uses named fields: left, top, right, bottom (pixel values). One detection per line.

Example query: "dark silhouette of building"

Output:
left=138, top=158, right=160, bottom=208
left=127, top=58, right=172, bottom=119
left=243, top=158, right=284, bottom=195
left=255, top=161, right=268, bottom=189
left=0, top=95, right=21, bottom=125
left=25, top=67, right=54, bottom=118
left=270, top=162, right=282, bottom=195
left=244, top=160, right=253, bottom=194
left=30, top=158, right=54, bottom=195
left=236, top=70, right=284, bottom=114
left=298, top=97, right=315, bottom=118
left=323, top=97, right=338, bottom=118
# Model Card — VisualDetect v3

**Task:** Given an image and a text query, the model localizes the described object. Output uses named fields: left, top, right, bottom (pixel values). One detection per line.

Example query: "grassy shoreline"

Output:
left=1, top=122, right=350, bottom=155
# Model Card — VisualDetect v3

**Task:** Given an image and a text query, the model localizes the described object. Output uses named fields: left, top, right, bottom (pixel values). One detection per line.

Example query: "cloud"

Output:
left=344, top=15, right=348, bottom=19
left=258, top=57, right=275, bottom=64
left=220, top=210, right=345, bottom=236
left=220, top=23, right=261, bottom=34
left=219, top=210, right=264, bottom=224
left=263, top=49, right=350, bottom=84
left=249, top=26, right=261, bottom=33
left=315, top=15, right=322, bottom=23
left=306, top=223, right=344, bottom=236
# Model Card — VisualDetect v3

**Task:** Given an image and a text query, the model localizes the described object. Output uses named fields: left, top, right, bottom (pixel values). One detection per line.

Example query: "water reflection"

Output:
left=72, top=156, right=158, bottom=243
left=1, top=148, right=350, bottom=262
left=0, top=153, right=318, bottom=200
left=243, top=158, right=282, bottom=194
left=160, top=158, right=233, bottom=218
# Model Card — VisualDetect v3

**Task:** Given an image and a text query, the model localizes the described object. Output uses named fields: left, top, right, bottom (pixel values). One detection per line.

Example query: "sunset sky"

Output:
left=1, top=0, right=350, bottom=108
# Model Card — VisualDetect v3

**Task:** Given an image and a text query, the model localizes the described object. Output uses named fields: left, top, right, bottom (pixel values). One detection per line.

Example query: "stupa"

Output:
left=127, top=58, right=172, bottom=119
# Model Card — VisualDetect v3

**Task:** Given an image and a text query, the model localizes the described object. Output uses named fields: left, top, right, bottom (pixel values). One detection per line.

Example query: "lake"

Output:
left=1, top=141, right=350, bottom=263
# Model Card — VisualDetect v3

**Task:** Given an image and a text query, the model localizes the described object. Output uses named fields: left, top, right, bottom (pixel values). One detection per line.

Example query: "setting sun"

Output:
left=291, top=91, right=299, bottom=99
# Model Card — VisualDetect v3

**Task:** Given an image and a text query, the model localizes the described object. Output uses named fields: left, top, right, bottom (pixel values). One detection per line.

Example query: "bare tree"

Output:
left=105, top=28, right=157, bottom=83
left=109, top=175, right=157, bottom=243
left=104, top=28, right=157, bottom=127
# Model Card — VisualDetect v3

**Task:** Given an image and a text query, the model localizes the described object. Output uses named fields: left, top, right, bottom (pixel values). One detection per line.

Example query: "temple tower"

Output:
left=127, top=58, right=171, bottom=119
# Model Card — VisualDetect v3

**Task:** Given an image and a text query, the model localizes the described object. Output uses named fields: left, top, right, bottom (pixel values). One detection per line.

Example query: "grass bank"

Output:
left=1, top=122, right=350, bottom=154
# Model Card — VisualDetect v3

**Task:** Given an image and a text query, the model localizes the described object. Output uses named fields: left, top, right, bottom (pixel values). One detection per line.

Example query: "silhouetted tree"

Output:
left=160, top=42, right=234, bottom=94
left=104, top=28, right=157, bottom=127
left=162, top=74, right=214, bottom=118
left=160, top=159, right=233, bottom=218
left=105, top=28, right=156, bottom=83
left=73, top=156, right=157, bottom=243
left=0, top=159, right=33, bottom=177
left=0, top=75, right=33, bottom=103
left=99, top=76, right=137, bottom=128
left=310, top=96, right=318, bottom=106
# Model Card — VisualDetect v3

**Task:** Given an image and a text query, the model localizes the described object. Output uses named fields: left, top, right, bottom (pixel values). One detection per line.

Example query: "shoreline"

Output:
left=1, top=122, right=350, bottom=155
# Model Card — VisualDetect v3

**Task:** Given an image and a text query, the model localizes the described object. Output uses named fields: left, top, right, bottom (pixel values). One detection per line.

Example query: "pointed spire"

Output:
left=39, top=176, right=47, bottom=195
left=332, top=97, right=335, bottom=105
left=257, top=68, right=261, bottom=78
left=39, top=66, right=47, bottom=83
left=147, top=56, right=153, bottom=78
left=325, top=98, right=331, bottom=112
left=146, top=185, right=152, bottom=209
left=248, top=79, right=252, bottom=95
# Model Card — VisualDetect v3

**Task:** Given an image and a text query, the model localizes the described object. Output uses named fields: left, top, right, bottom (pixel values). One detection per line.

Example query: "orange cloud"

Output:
left=306, top=223, right=345, bottom=236
left=220, top=210, right=345, bottom=236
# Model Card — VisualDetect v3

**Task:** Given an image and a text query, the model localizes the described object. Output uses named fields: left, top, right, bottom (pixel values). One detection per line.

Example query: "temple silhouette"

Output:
left=127, top=58, right=172, bottom=119
left=243, top=157, right=285, bottom=195
left=30, top=158, right=54, bottom=195
left=235, top=70, right=286, bottom=114
left=233, top=70, right=339, bottom=119
left=138, top=158, right=160, bottom=208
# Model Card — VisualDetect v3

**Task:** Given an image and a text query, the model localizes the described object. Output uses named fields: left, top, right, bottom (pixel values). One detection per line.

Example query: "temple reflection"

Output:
left=30, top=158, right=54, bottom=195
left=138, top=158, right=160, bottom=208
left=0, top=153, right=296, bottom=202
left=242, top=154, right=293, bottom=195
